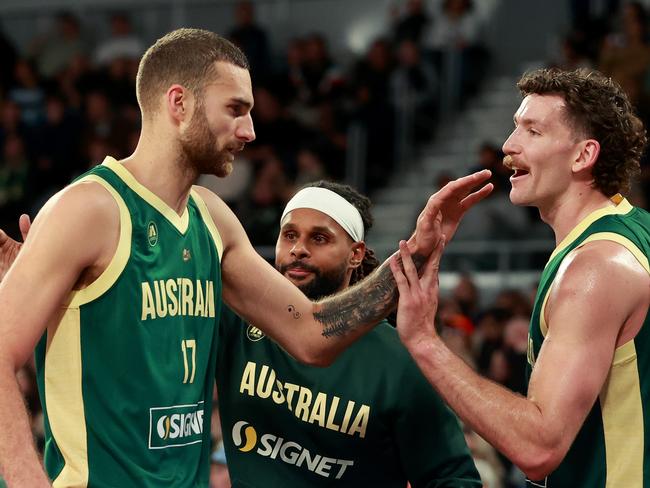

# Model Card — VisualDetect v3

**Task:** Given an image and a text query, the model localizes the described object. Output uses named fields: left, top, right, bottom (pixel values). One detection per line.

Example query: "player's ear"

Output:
left=572, top=139, right=600, bottom=173
left=349, top=242, right=366, bottom=269
left=166, top=84, right=191, bottom=124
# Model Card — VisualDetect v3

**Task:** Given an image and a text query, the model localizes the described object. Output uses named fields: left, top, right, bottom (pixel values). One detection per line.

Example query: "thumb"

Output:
left=19, top=214, right=31, bottom=242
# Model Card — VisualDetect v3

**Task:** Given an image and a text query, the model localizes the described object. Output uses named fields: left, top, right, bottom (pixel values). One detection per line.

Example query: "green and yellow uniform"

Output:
left=526, top=196, right=650, bottom=487
left=217, top=308, right=481, bottom=487
left=35, top=157, right=223, bottom=487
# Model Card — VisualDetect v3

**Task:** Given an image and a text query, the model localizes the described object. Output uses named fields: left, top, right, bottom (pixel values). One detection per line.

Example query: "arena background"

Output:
left=0, top=1, right=646, bottom=486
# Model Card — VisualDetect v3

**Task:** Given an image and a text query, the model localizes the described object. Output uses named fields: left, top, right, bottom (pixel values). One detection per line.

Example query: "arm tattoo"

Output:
left=315, top=252, right=426, bottom=338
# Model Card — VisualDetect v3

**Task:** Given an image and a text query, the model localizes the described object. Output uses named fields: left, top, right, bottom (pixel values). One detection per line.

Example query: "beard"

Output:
left=179, top=102, right=233, bottom=178
left=277, top=260, right=349, bottom=300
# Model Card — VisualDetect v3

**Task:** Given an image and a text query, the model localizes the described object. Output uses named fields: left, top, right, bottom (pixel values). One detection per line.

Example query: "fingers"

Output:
left=425, top=169, right=492, bottom=212
left=389, top=252, right=408, bottom=294
left=399, top=240, right=422, bottom=288
left=459, top=183, right=494, bottom=210
left=420, top=234, right=445, bottom=290
left=19, top=214, right=31, bottom=242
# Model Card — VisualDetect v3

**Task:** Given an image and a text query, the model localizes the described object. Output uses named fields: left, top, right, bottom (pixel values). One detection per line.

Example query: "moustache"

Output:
left=278, top=261, right=320, bottom=275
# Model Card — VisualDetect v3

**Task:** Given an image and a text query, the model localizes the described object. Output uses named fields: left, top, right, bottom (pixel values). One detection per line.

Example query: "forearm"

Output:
left=0, top=365, right=50, bottom=487
left=315, top=252, right=425, bottom=338
left=406, top=337, right=559, bottom=477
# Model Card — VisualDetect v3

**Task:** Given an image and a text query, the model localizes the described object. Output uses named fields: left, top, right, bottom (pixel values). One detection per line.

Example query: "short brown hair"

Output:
left=136, top=28, right=249, bottom=117
left=517, top=68, right=646, bottom=196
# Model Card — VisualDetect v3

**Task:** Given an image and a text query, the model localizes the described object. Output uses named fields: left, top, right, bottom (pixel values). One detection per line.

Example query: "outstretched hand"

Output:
left=390, top=215, right=444, bottom=349
left=406, top=170, right=493, bottom=258
left=0, top=214, right=31, bottom=281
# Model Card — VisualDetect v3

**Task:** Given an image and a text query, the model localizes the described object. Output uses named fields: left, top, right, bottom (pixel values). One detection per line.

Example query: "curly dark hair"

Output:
left=517, top=68, right=646, bottom=196
left=303, top=180, right=380, bottom=285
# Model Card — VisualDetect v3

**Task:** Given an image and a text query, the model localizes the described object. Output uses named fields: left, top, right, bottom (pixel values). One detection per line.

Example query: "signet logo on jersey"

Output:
left=148, top=401, right=205, bottom=449
left=231, top=420, right=355, bottom=479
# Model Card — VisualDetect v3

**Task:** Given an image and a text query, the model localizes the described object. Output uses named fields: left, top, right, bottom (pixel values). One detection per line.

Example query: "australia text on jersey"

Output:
left=141, top=279, right=216, bottom=320
left=239, top=361, right=370, bottom=438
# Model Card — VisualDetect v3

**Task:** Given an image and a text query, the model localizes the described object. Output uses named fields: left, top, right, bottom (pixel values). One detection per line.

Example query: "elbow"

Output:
left=515, top=446, right=564, bottom=481
left=293, top=345, right=339, bottom=368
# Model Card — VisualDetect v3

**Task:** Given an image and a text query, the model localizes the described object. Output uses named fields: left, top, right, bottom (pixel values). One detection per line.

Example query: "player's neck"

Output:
left=539, top=186, right=613, bottom=245
left=119, top=130, right=198, bottom=217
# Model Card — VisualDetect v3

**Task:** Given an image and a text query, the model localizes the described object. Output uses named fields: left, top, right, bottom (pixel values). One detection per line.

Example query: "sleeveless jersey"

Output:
left=216, top=308, right=481, bottom=487
left=34, top=157, right=223, bottom=487
left=526, top=196, right=650, bottom=488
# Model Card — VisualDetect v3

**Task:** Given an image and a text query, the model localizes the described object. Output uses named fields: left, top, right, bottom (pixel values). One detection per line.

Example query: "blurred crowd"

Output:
left=0, top=0, right=490, bottom=246
left=6, top=1, right=650, bottom=487
left=550, top=0, right=650, bottom=207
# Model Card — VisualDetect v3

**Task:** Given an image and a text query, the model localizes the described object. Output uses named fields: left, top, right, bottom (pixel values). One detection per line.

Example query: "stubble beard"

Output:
left=277, top=260, right=349, bottom=300
left=179, top=103, right=233, bottom=178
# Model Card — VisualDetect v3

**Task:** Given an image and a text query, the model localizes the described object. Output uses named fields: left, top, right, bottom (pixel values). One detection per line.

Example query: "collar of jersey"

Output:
left=548, top=194, right=633, bottom=263
left=102, top=156, right=190, bottom=234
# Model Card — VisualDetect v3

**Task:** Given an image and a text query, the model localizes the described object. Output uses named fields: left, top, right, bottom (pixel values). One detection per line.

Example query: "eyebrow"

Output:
left=230, top=97, right=253, bottom=110
left=513, top=115, right=547, bottom=128
left=281, top=223, right=337, bottom=236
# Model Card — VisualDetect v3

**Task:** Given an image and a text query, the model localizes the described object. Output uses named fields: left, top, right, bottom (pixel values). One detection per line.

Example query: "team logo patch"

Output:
left=246, top=324, right=265, bottom=342
left=183, top=248, right=192, bottom=262
left=147, top=221, right=158, bottom=247
left=148, top=401, right=204, bottom=449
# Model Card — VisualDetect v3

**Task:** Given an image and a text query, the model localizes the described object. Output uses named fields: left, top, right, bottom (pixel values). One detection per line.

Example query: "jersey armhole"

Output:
left=190, top=189, right=224, bottom=260
left=68, top=175, right=132, bottom=307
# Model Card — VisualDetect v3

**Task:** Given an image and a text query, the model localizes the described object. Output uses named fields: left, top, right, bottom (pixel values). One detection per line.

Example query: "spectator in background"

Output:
left=0, top=24, right=18, bottom=95
left=350, top=38, right=396, bottom=190
left=93, top=13, right=144, bottom=67
left=30, top=93, right=83, bottom=195
left=392, top=0, right=432, bottom=44
left=28, top=11, right=86, bottom=79
left=81, top=90, right=135, bottom=159
left=8, top=60, right=45, bottom=129
left=390, top=39, right=438, bottom=142
left=298, top=33, right=345, bottom=106
left=426, top=0, right=487, bottom=105
left=228, top=1, right=271, bottom=82
left=599, top=1, right=650, bottom=105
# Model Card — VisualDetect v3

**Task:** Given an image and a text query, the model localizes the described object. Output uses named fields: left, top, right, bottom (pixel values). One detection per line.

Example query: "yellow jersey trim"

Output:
left=48, top=308, right=88, bottom=487
left=102, top=156, right=189, bottom=234
left=540, top=231, right=649, bottom=337
left=600, top=339, right=643, bottom=487
left=580, top=233, right=650, bottom=275
left=68, top=175, right=132, bottom=308
left=190, top=189, right=224, bottom=260
left=548, top=195, right=632, bottom=263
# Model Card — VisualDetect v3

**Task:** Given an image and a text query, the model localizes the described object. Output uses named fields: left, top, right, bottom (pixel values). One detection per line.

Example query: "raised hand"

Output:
left=406, top=170, right=493, bottom=258
left=0, top=214, right=31, bottom=281
left=390, top=214, right=445, bottom=349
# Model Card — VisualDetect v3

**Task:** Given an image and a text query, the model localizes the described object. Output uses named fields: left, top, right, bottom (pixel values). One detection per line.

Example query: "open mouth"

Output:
left=511, top=168, right=530, bottom=180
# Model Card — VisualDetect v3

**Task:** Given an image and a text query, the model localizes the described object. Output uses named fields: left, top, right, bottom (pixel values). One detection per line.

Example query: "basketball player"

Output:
left=217, top=181, right=481, bottom=486
left=0, top=29, right=491, bottom=487
left=392, top=68, right=650, bottom=487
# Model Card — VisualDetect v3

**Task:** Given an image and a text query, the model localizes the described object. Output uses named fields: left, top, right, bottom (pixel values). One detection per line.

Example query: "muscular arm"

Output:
left=0, top=183, right=118, bottom=486
left=394, top=241, right=648, bottom=480
left=195, top=171, right=492, bottom=366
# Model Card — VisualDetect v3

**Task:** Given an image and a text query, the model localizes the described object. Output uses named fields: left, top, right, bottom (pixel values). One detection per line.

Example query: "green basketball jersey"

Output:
left=526, top=196, right=650, bottom=488
left=216, top=307, right=481, bottom=487
left=34, top=157, right=223, bottom=487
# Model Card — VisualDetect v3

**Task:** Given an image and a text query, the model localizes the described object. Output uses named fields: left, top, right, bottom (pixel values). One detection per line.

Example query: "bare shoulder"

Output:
left=27, top=180, right=121, bottom=267
left=557, top=239, right=648, bottom=292
left=547, top=239, right=649, bottom=341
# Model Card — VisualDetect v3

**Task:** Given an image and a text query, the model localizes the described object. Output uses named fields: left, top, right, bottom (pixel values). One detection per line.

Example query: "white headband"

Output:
left=280, top=187, right=365, bottom=242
